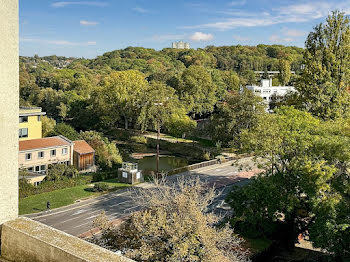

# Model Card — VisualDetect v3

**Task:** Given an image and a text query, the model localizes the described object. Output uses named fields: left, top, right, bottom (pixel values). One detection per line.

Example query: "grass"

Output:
left=19, top=179, right=131, bottom=215
left=244, top=237, right=273, bottom=254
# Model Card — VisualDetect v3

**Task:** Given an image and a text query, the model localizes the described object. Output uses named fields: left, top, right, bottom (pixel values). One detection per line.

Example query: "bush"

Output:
left=45, top=164, right=78, bottom=181
left=93, top=183, right=109, bottom=192
left=130, top=135, right=148, bottom=144
left=49, top=122, right=82, bottom=141
left=19, top=175, right=93, bottom=199
left=92, top=171, right=118, bottom=182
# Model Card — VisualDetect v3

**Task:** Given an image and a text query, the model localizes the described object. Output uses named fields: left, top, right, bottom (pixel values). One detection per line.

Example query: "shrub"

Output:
left=130, top=135, right=148, bottom=144
left=92, top=171, right=118, bottom=182
left=45, top=164, right=78, bottom=181
left=93, top=183, right=109, bottom=192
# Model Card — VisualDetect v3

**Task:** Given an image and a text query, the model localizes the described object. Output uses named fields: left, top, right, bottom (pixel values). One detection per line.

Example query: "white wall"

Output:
left=0, top=0, right=19, bottom=224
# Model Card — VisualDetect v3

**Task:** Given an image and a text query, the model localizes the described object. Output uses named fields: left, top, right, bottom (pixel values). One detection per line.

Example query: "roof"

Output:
left=73, top=140, right=95, bottom=155
left=19, top=136, right=72, bottom=152
left=19, top=107, right=46, bottom=117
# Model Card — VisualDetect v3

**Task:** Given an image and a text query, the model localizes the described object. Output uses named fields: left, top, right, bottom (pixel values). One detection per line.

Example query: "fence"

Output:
left=167, top=156, right=237, bottom=176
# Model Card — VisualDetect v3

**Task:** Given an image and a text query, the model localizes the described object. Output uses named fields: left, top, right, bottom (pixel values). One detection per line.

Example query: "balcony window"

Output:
left=19, top=116, right=28, bottom=123
left=62, top=148, right=68, bottom=155
left=19, top=128, right=28, bottom=138
left=25, top=153, right=32, bottom=161
left=38, top=151, right=44, bottom=158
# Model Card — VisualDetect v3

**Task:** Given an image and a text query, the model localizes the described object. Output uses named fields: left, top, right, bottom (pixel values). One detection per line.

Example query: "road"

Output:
left=26, top=157, right=260, bottom=237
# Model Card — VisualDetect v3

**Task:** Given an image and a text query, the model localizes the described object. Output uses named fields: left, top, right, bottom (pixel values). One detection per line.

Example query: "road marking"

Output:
left=30, top=191, right=131, bottom=219
left=73, top=221, right=92, bottom=228
left=123, top=206, right=139, bottom=213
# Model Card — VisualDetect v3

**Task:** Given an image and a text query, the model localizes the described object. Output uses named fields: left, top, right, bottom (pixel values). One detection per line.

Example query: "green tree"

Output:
left=228, top=107, right=350, bottom=258
left=80, top=131, right=122, bottom=169
left=49, top=123, right=81, bottom=141
left=177, top=65, right=217, bottom=115
left=100, top=70, right=149, bottom=129
left=165, top=111, right=197, bottom=140
left=41, top=116, right=56, bottom=137
left=210, top=89, right=266, bottom=146
left=278, top=59, right=291, bottom=85
left=298, top=11, right=350, bottom=119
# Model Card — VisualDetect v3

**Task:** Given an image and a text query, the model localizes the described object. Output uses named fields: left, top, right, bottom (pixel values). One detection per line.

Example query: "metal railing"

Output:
left=167, top=156, right=237, bottom=176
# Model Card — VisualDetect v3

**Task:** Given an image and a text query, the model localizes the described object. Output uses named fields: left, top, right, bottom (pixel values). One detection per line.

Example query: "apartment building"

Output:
left=244, top=79, right=296, bottom=110
left=18, top=107, right=95, bottom=185
left=19, top=135, right=74, bottom=173
left=172, top=41, right=190, bottom=49
left=19, top=107, right=46, bottom=141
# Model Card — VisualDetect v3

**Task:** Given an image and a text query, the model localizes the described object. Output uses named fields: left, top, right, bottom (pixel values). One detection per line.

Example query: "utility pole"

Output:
left=156, top=120, right=160, bottom=176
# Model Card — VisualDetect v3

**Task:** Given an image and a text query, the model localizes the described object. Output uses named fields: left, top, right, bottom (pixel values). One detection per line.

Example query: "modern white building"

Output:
left=243, top=79, right=296, bottom=110
left=172, top=41, right=190, bottom=49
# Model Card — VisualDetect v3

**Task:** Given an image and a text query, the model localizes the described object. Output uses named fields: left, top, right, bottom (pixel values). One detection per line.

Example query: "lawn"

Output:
left=19, top=179, right=131, bottom=215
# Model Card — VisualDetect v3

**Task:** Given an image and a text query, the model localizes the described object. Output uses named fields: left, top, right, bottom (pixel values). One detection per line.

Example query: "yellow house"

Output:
left=19, top=107, right=46, bottom=141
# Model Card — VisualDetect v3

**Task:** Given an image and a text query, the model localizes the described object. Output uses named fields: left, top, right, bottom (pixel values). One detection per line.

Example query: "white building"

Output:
left=244, top=79, right=296, bottom=110
left=172, top=41, right=190, bottom=49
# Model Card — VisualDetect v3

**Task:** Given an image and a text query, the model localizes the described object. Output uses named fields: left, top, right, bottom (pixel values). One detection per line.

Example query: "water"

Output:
left=137, top=155, right=189, bottom=174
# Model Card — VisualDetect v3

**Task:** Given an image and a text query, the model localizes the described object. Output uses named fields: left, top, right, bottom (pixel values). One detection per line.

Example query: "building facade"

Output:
left=172, top=41, right=190, bottom=49
left=19, top=136, right=74, bottom=174
left=19, top=107, right=46, bottom=141
left=73, top=140, right=96, bottom=172
left=244, top=79, right=296, bottom=110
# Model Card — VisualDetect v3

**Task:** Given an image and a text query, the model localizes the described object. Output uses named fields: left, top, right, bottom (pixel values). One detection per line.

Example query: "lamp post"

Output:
left=154, top=102, right=163, bottom=176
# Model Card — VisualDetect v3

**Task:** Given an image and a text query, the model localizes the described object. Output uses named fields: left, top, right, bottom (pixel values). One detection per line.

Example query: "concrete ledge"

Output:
left=1, top=218, right=133, bottom=262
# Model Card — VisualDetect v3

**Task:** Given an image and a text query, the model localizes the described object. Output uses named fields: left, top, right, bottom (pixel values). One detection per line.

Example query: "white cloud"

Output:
left=233, top=35, right=251, bottom=41
left=20, top=38, right=96, bottom=46
left=189, top=32, right=214, bottom=41
left=182, top=1, right=350, bottom=31
left=80, top=20, right=98, bottom=26
left=52, top=1, right=108, bottom=8
left=284, top=29, right=307, bottom=37
left=228, top=0, right=246, bottom=6
left=133, top=7, right=150, bottom=13
left=269, top=35, right=293, bottom=43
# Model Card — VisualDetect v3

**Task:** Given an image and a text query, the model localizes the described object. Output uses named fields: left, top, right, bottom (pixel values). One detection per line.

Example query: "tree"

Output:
left=92, top=177, right=248, bottom=262
left=80, top=131, right=122, bottom=169
left=165, top=111, right=197, bottom=140
left=298, top=11, right=350, bottom=119
left=41, top=116, right=56, bottom=137
left=49, top=123, right=81, bottom=141
left=177, top=65, right=217, bottom=115
left=228, top=107, right=350, bottom=258
left=138, top=82, right=186, bottom=173
left=278, top=59, right=291, bottom=85
left=209, top=89, right=266, bottom=147
left=100, top=70, right=150, bottom=129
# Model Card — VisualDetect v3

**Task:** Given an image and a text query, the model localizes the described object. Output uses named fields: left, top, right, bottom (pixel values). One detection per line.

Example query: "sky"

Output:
left=19, top=0, right=350, bottom=58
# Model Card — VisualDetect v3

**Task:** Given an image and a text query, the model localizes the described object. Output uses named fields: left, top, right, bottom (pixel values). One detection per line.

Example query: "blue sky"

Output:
left=19, top=0, right=350, bottom=58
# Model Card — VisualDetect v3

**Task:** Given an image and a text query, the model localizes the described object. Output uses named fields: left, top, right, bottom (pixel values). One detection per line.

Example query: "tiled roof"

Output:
left=19, top=136, right=72, bottom=152
left=73, top=140, right=95, bottom=155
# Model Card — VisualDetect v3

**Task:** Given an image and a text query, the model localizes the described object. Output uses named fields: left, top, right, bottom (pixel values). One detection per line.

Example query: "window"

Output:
left=50, top=149, right=56, bottom=157
left=41, top=165, right=46, bottom=171
left=28, top=167, right=34, bottom=172
left=35, top=166, right=40, bottom=172
left=25, top=153, right=32, bottom=161
left=62, top=148, right=68, bottom=155
left=37, top=115, right=41, bottom=121
left=19, top=116, right=28, bottom=123
left=38, top=151, right=44, bottom=158
left=19, top=128, right=28, bottom=138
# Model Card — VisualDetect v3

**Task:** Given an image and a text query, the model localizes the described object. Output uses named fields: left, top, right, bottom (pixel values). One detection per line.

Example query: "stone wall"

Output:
left=1, top=218, right=133, bottom=262
left=0, top=0, right=19, bottom=225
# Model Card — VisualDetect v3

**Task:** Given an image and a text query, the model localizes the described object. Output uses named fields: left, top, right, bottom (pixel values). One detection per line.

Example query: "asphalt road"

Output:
left=26, top=157, right=259, bottom=237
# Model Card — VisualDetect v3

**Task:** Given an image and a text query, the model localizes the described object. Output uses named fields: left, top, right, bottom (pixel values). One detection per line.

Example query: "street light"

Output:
left=154, top=102, right=163, bottom=176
